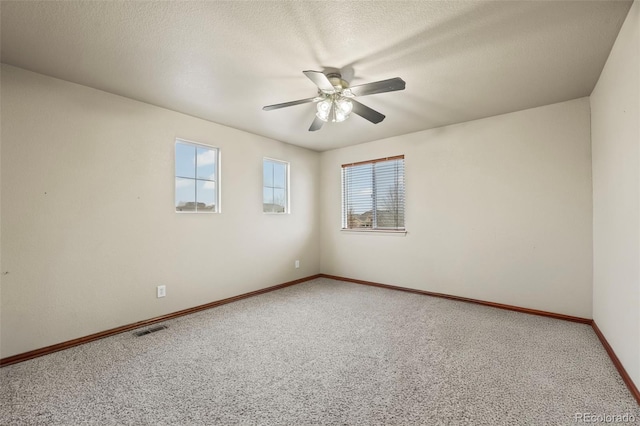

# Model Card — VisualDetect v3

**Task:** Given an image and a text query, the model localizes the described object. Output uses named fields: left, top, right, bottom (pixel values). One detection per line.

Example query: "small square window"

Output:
left=175, top=140, right=219, bottom=213
left=263, top=158, right=289, bottom=213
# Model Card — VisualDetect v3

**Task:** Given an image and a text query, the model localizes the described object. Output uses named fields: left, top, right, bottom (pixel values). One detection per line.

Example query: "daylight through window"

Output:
left=175, top=140, right=219, bottom=213
left=263, top=158, right=289, bottom=213
left=342, top=155, right=405, bottom=230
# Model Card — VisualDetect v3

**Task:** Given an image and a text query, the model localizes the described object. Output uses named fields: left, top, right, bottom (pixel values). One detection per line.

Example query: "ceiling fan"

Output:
left=263, top=70, right=406, bottom=131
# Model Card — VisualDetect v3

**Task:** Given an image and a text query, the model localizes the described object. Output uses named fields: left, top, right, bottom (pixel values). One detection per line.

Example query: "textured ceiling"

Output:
left=0, top=1, right=633, bottom=151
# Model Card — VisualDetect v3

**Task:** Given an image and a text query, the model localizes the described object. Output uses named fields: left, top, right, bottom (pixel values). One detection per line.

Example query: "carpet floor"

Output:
left=1, top=278, right=638, bottom=425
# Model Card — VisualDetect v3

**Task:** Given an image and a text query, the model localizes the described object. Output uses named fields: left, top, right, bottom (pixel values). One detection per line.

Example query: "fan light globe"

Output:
left=316, top=99, right=331, bottom=122
left=335, top=99, right=353, bottom=122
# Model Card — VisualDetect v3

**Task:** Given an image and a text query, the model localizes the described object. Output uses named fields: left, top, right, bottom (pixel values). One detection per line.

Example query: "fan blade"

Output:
left=351, top=99, right=385, bottom=124
left=303, top=70, right=335, bottom=93
left=348, top=77, right=406, bottom=97
left=309, top=116, right=324, bottom=132
left=263, top=97, right=320, bottom=111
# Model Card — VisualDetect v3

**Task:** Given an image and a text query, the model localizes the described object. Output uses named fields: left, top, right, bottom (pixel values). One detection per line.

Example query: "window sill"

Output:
left=340, top=229, right=407, bottom=236
left=175, top=211, right=219, bottom=214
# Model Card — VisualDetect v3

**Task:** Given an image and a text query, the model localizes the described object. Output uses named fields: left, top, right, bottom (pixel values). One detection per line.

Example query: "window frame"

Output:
left=341, top=155, right=406, bottom=233
left=174, top=138, right=221, bottom=214
left=262, top=157, right=290, bottom=214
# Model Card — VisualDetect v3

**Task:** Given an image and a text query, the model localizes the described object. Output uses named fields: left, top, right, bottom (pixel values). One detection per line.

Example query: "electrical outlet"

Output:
left=157, top=285, right=166, bottom=298
left=295, top=260, right=300, bottom=269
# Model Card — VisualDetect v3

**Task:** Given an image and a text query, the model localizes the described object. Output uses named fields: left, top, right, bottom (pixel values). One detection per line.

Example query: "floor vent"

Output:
left=134, top=325, right=167, bottom=337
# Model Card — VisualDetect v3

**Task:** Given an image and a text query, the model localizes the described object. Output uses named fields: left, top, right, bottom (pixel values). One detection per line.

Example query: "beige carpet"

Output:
left=1, top=278, right=638, bottom=425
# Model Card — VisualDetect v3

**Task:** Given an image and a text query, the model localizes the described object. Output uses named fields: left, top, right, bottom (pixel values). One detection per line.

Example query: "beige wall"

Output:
left=320, top=98, right=593, bottom=318
left=591, top=0, right=640, bottom=389
left=0, top=65, right=321, bottom=358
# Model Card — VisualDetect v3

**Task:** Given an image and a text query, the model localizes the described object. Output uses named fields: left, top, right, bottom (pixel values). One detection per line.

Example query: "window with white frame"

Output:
left=342, top=155, right=405, bottom=230
left=175, top=140, right=219, bottom=213
left=263, top=158, right=289, bottom=213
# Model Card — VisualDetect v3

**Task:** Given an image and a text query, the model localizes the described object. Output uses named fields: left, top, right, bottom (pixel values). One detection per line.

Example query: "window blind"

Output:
left=342, top=155, right=405, bottom=230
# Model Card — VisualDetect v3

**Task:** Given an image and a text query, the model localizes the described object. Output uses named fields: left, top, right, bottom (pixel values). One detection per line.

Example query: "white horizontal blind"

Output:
left=342, top=156, right=405, bottom=230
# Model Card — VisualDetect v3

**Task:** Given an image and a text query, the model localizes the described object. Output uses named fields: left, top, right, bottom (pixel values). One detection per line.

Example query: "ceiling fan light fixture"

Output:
left=316, top=97, right=353, bottom=123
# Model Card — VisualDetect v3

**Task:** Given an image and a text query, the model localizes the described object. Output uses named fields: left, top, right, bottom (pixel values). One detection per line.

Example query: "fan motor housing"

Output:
left=326, top=73, right=349, bottom=91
